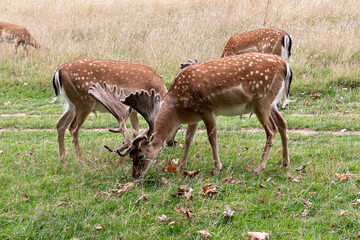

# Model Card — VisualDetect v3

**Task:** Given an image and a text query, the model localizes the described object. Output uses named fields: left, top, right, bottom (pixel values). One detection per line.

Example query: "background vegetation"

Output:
left=0, top=0, right=359, bottom=239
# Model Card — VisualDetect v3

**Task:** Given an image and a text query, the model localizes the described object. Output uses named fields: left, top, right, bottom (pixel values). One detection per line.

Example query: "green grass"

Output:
left=1, top=130, right=360, bottom=239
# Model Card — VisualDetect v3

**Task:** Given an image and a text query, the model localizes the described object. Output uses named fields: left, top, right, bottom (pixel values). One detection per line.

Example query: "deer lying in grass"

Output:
left=221, top=28, right=293, bottom=109
left=52, top=58, right=170, bottom=164
left=90, top=53, right=292, bottom=178
left=0, top=22, right=40, bottom=56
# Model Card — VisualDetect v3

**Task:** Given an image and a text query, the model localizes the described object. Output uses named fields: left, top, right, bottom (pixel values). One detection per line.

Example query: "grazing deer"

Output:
left=90, top=53, right=292, bottom=178
left=0, top=22, right=40, bottom=56
left=221, top=28, right=293, bottom=109
left=52, top=58, right=169, bottom=164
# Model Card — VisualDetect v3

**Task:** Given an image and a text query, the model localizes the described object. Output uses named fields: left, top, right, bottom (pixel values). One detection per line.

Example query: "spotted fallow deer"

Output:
left=90, top=53, right=293, bottom=178
left=221, top=28, right=293, bottom=109
left=0, top=22, right=40, bottom=56
left=52, top=58, right=169, bottom=164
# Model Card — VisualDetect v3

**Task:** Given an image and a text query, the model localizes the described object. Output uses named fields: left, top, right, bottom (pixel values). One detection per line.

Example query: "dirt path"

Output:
left=1, top=127, right=360, bottom=135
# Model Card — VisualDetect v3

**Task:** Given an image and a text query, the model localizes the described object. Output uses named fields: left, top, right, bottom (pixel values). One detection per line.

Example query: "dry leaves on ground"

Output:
left=171, top=187, right=194, bottom=200
left=197, top=230, right=212, bottom=239
left=247, top=231, right=269, bottom=240
left=157, top=214, right=171, bottom=223
left=221, top=176, right=243, bottom=184
left=57, top=199, right=72, bottom=206
left=223, top=206, right=235, bottom=219
left=288, top=176, right=303, bottom=182
left=302, top=200, right=312, bottom=206
left=334, top=172, right=348, bottom=181
left=94, top=224, right=105, bottom=230
left=302, top=209, right=309, bottom=218
left=22, top=191, right=30, bottom=201
left=176, top=206, right=192, bottom=219
left=116, top=182, right=135, bottom=194
left=296, top=162, right=310, bottom=171
left=164, top=161, right=180, bottom=172
left=340, top=210, right=349, bottom=216
left=182, top=169, right=201, bottom=179
left=134, top=193, right=149, bottom=205
left=259, top=183, right=267, bottom=188
left=202, top=183, right=220, bottom=197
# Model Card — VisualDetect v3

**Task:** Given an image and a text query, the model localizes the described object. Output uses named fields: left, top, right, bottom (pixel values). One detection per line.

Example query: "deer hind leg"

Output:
left=202, top=112, right=222, bottom=174
left=253, top=107, right=277, bottom=174
left=56, top=104, right=76, bottom=163
left=180, top=123, right=199, bottom=169
left=270, top=106, right=289, bottom=167
left=69, top=106, right=93, bottom=164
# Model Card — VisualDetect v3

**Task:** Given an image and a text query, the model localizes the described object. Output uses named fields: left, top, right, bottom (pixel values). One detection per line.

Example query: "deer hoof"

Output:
left=253, top=167, right=264, bottom=174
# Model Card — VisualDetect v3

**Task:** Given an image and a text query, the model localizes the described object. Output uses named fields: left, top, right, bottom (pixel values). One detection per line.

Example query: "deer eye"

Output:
left=137, top=155, right=145, bottom=161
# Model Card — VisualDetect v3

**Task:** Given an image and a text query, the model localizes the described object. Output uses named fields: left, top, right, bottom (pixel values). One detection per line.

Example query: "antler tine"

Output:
left=121, top=89, right=161, bottom=139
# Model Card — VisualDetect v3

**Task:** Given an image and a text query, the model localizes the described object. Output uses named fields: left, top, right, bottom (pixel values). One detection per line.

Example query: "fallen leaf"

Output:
left=305, top=101, right=311, bottom=105
left=357, top=231, right=360, bottom=240
left=23, top=191, right=30, bottom=201
left=311, top=93, right=321, bottom=98
left=266, top=177, right=271, bottom=182
left=94, top=224, right=105, bottom=230
left=258, top=198, right=265, bottom=203
left=340, top=210, right=348, bottom=216
left=98, top=191, right=111, bottom=196
left=302, top=200, right=312, bottom=206
left=182, top=169, right=201, bottom=179
left=171, top=187, right=193, bottom=200
left=0, top=150, right=3, bottom=154
left=26, top=151, right=34, bottom=157
left=197, top=230, right=212, bottom=239
left=336, top=99, right=342, bottom=104
left=221, top=176, right=243, bottom=184
left=117, top=182, right=135, bottom=193
left=157, top=214, right=171, bottom=223
left=172, top=158, right=179, bottom=165
left=276, top=188, right=283, bottom=195
left=295, top=162, right=309, bottom=171
left=134, top=193, right=149, bottom=205
left=202, top=183, right=220, bottom=197
left=176, top=206, right=192, bottom=219
left=165, top=161, right=180, bottom=172
left=72, top=237, right=79, bottom=240
left=178, top=144, right=184, bottom=148
left=161, top=177, right=169, bottom=185
left=259, top=183, right=267, bottom=188
left=288, top=176, right=303, bottom=182
left=223, top=205, right=235, bottom=218
left=302, top=209, right=309, bottom=218
left=334, top=172, right=348, bottom=181
left=270, top=181, right=276, bottom=186
left=57, top=199, right=72, bottom=206
left=300, top=92, right=306, bottom=95
left=242, top=147, right=248, bottom=151
left=340, top=129, right=347, bottom=133
left=4, top=101, right=11, bottom=106
left=144, top=213, right=150, bottom=218
left=169, top=220, right=176, bottom=225
left=247, top=231, right=269, bottom=240
left=13, top=161, right=19, bottom=165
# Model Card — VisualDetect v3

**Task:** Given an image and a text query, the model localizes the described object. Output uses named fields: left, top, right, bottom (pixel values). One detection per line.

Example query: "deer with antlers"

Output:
left=89, top=53, right=292, bottom=178
left=52, top=58, right=170, bottom=164
left=221, top=28, right=293, bottom=109
left=0, top=22, right=41, bottom=56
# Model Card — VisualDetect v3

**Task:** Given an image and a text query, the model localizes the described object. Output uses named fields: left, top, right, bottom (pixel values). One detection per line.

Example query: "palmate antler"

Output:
left=88, top=82, right=133, bottom=154
left=179, top=58, right=198, bottom=69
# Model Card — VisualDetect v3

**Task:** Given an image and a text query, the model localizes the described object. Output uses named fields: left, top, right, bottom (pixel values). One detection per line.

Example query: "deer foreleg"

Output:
left=180, top=123, right=198, bottom=169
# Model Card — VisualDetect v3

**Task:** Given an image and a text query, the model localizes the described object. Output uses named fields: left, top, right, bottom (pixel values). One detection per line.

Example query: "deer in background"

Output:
left=52, top=58, right=171, bottom=164
left=0, top=22, right=41, bottom=57
left=90, top=53, right=292, bottom=178
left=221, top=28, right=293, bottom=109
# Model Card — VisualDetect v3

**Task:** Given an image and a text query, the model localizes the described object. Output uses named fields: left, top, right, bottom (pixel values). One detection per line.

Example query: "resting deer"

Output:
left=221, top=28, right=293, bottom=109
left=90, top=53, right=292, bottom=178
left=0, top=22, right=41, bottom=56
left=52, top=58, right=169, bottom=163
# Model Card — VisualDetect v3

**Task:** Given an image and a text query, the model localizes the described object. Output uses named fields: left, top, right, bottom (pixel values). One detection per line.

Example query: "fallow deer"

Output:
left=90, top=53, right=292, bottom=178
left=221, top=28, right=293, bottom=109
left=0, top=22, right=40, bottom=56
left=52, top=58, right=169, bottom=164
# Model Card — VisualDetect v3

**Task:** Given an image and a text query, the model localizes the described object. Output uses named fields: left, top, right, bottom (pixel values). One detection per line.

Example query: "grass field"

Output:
left=1, top=0, right=360, bottom=239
